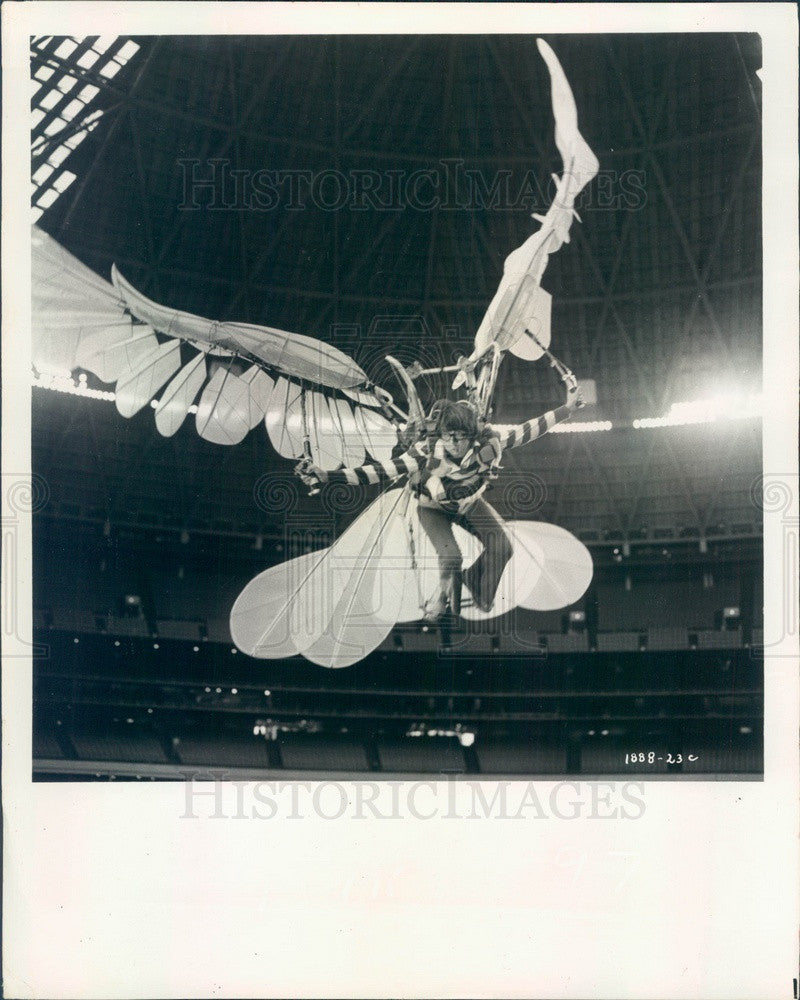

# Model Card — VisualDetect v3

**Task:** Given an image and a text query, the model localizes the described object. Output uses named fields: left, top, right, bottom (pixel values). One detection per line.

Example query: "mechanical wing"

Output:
left=32, top=225, right=399, bottom=469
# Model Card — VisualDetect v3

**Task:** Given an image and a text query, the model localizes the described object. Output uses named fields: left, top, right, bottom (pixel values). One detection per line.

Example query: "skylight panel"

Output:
left=62, top=98, right=84, bottom=121
left=39, top=89, right=61, bottom=111
left=32, top=163, right=54, bottom=186
left=77, top=49, right=99, bottom=70
left=53, top=39, right=78, bottom=59
left=31, top=36, right=141, bottom=219
left=37, top=187, right=59, bottom=209
left=43, top=117, right=65, bottom=137
left=98, top=60, right=122, bottom=79
left=118, top=40, right=140, bottom=61
left=48, top=144, right=72, bottom=168
left=56, top=76, right=78, bottom=95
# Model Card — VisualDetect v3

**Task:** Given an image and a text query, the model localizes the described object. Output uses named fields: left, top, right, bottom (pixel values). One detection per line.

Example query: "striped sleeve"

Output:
left=325, top=449, right=421, bottom=486
left=494, top=404, right=572, bottom=450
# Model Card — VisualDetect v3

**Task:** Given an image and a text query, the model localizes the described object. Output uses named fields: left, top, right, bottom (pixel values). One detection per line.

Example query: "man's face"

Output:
left=440, top=429, right=471, bottom=460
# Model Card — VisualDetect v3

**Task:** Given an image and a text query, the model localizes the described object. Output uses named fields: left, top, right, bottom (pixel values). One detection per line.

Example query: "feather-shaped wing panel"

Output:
left=265, top=377, right=304, bottom=458
left=240, top=366, right=275, bottom=430
left=328, top=396, right=367, bottom=468
left=299, top=490, right=417, bottom=668
left=77, top=326, right=159, bottom=383
left=115, top=340, right=182, bottom=418
left=155, top=352, right=208, bottom=437
left=353, top=405, right=398, bottom=463
left=511, top=520, right=593, bottom=611
left=230, top=550, right=330, bottom=659
left=306, top=390, right=347, bottom=470
left=230, top=490, right=423, bottom=666
left=196, top=365, right=262, bottom=445
left=32, top=226, right=128, bottom=373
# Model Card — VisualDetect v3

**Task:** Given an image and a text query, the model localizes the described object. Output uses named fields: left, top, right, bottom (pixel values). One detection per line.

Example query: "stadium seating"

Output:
left=278, top=735, right=370, bottom=772
left=474, top=740, right=566, bottom=775
left=376, top=737, right=466, bottom=774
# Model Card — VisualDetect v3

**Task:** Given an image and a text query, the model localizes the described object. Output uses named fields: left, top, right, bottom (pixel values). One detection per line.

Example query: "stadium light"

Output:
left=32, top=371, right=763, bottom=438
left=550, top=420, right=613, bottom=434
left=633, top=390, right=763, bottom=429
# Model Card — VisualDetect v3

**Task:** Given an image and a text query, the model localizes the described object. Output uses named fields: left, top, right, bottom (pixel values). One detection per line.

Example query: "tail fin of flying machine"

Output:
left=463, top=38, right=599, bottom=403
left=536, top=38, right=600, bottom=206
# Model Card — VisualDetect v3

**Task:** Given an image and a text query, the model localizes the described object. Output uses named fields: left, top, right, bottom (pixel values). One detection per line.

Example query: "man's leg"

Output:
left=416, top=505, right=463, bottom=617
left=459, top=498, right=513, bottom=612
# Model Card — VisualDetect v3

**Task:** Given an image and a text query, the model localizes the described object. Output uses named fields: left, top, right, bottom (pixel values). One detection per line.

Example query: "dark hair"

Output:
left=429, top=399, right=479, bottom=439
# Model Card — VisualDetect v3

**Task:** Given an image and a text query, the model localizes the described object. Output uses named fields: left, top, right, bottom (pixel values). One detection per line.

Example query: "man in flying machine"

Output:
left=298, top=378, right=584, bottom=621
left=29, top=36, right=598, bottom=664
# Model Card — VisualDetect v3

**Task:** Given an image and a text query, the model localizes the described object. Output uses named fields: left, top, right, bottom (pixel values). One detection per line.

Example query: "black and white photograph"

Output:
left=3, top=3, right=798, bottom=998
left=27, top=28, right=768, bottom=780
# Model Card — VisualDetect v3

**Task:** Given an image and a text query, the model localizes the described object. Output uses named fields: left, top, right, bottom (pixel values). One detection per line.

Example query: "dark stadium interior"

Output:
left=30, top=33, right=763, bottom=778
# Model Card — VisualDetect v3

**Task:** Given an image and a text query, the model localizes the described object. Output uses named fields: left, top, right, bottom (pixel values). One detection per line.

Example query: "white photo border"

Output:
left=3, top=4, right=798, bottom=998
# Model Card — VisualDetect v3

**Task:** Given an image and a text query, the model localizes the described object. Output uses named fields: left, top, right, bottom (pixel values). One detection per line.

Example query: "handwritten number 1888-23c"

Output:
left=624, top=752, right=699, bottom=765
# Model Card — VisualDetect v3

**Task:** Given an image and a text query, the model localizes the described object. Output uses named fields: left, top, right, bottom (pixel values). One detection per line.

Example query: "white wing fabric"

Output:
left=396, top=514, right=589, bottom=624
left=195, top=364, right=276, bottom=445
left=264, top=376, right=304, bottom=458
left=115, top=339, right=182, bottom=418
left=230, top=549, right=331, bottom=660
left=299, top=489, right=415, bottom=667
left=32, top=226, right=399, bottom=464
left=352, top=405, right=398, bottom=464
left=230, top=491, right=594, bottom=666
left=536, top=38, right=601, bottom=210
left=511, top=520, right=594, bottom=611
left=327, top=395, right=368, bottom=468
left=111, top=265, right=368, bottom=391
left=155, top=351, right=208, bottom=437
left=459, top=520, right=592, bottom=619
left=231, top=488, right=420, bottom=668
left=469, top=38, right=599, bottom=366
left=305, top=389, right=359, bottom=470
left=32, top=226, right=135, bottom=376
left=77, top=325, right=160, bottom=384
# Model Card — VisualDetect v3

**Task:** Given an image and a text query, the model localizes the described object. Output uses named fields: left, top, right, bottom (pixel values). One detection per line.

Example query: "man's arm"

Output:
left=297, top=448, right=422, bottom=490
left=487, top=383, right=584, bottom=453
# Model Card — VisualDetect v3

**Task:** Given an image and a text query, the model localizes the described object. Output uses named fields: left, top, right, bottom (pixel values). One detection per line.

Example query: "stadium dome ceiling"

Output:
left=31, top=32, right=763, bottom=544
